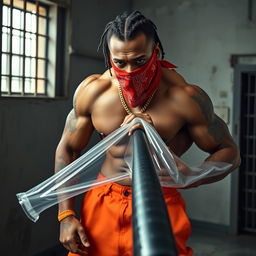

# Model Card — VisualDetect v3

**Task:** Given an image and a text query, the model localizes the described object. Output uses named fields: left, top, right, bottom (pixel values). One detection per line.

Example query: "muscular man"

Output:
left=55, top=11, right=240, bottom=256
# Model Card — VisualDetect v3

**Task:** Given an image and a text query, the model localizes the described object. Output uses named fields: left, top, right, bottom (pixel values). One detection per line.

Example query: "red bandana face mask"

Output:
left=111, top=50, right=177, bottom=108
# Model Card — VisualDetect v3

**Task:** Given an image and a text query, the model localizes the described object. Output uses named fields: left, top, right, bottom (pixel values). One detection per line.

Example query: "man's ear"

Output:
left=155, top=43, right=161, bottom=59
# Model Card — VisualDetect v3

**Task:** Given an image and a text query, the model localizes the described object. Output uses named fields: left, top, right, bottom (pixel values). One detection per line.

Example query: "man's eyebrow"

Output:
left=112, top=55, right=147, bottom=61
left=112, top=58, right=124, bottom=61
left=134, top=55, right=147, bottom=60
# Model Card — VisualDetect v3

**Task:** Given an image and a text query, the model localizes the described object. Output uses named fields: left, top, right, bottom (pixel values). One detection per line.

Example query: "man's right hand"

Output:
left=59, top=215, right=90, bottom=255
left=56, top=78, right=97, bottom=255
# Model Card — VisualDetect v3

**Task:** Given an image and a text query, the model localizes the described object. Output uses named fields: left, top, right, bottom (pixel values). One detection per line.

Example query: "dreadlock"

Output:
left=98, top=11, right=165, bottom=73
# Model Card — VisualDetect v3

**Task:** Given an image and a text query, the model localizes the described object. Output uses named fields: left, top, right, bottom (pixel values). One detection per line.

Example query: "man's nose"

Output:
left=125, top=65, right=137, bottom=72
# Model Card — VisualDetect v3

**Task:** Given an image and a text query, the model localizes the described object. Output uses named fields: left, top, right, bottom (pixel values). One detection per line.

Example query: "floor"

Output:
left=188, top=228, right=256, bottom=256
left=35, top=228, right=256, bottom=256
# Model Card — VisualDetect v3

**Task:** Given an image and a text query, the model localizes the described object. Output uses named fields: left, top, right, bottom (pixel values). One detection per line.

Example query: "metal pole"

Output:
left=132, top=129, right=178, bottom=256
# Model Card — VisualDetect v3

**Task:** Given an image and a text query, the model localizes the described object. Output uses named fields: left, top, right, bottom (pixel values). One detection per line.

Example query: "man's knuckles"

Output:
left=61, top=236, right=76, bottom=244
left=77, top=226, right=85, bottom=233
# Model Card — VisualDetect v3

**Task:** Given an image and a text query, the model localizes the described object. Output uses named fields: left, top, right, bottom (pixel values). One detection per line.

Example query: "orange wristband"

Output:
left=58, top=210, right=76, bottom=222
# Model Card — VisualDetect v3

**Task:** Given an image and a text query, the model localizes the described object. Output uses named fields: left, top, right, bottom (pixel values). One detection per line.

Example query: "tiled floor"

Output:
left=35, top=228, right=256, bottom=256
left=188, top=228, right=256, bottom=256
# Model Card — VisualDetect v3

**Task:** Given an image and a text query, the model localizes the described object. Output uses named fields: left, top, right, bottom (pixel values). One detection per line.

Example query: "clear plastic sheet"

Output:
left=16, top=118, right=232, bottom=222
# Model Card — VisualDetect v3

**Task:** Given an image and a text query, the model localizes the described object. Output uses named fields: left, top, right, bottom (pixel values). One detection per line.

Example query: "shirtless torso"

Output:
left=76, top=68, right=194, bottom=184
left=62, top=64, right=237, bottom=186
left=56, top=32, right=240, bottom=255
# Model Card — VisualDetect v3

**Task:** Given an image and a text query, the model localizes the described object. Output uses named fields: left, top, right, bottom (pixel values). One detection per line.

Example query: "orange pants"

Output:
left=68, top=182, right=193, bottom=256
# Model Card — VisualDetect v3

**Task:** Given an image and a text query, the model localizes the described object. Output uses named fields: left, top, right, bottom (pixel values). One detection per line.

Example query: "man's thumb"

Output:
left=77, top=226, right=90, bottom=247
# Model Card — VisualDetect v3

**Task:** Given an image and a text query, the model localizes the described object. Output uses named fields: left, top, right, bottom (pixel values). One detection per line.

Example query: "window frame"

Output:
left=0, top=0, right=69, bottom=99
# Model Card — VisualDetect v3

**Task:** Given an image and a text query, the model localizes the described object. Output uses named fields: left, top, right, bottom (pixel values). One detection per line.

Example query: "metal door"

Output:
left=232, top=65, right=256, bottom=234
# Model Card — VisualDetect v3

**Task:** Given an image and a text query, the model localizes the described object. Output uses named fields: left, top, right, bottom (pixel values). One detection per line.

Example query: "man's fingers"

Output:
left=69, top=240, right=88, bottom=256
left=63, top=237, right=79, bottom=254
left=129, top=123, right=144, bottom=135
left=70, top=248, right=88, bottom=256
left=121, top=114, right=135, bottom=126
left=59, top=217, right=89, bottom=255
left=120, top=113, right=153, bottom=132
left=77, top=226, right=90, bottom=247
left=73, top=247, right=88, bottom=256
left=62, top=236, right=89, bottom=255
left=62, top=243, right=72, bottom=253
left=121, top=113, right=150, bottom=124
left=121, top=113, right=134, bottom=125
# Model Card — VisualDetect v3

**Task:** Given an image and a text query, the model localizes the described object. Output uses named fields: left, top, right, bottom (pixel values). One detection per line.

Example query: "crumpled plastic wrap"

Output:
left=16, top=118, right=232, bottom=222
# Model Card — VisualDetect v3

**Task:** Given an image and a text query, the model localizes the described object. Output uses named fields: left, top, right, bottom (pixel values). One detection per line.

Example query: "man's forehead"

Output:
left=109, top=33, right=154, bottom=56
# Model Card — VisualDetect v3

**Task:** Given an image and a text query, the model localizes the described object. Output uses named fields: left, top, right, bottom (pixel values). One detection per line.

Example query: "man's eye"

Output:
left=136, top=59, right=146, bottom=65
left=114, top=60, right=125, bottom=66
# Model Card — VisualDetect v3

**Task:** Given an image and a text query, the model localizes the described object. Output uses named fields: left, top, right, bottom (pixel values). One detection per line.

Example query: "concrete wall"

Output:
left=132, top=0, right=256, bottom=226
left=0, top=1, right=131, bottom=255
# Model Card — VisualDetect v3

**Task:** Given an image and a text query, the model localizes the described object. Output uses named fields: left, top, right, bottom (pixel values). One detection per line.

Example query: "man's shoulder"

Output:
left=76, top=72, right=112, bottom=95
left=162, top=69, right=192, bottom=99
left=74, top=72, right=113, bottom=115
left=162, top=69, right=213, bottom=120
left=179, top=84, right=213, bottom=123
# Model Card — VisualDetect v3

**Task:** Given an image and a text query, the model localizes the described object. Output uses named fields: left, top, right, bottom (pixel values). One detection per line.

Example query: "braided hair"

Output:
left=98, top=11, right=165, bottom=73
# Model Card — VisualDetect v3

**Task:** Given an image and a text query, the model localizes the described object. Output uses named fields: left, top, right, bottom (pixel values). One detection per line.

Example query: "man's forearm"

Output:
left=55, top=146, right=80, bottom=213
left=205, top=144, right=241, bottom=171
left=193, top=145, right=240, bottom=187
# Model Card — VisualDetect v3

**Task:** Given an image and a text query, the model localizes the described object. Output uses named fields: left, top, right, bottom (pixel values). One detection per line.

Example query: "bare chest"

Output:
left=90, top=88, right=191, bottom=154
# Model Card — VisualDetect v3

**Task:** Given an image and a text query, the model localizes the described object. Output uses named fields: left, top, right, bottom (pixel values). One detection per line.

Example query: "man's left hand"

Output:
left=120, top=113, right=154, bottom=136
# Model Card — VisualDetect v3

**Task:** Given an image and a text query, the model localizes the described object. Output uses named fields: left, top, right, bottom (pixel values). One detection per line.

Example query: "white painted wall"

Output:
left=132, top=0, right=256, bottom=226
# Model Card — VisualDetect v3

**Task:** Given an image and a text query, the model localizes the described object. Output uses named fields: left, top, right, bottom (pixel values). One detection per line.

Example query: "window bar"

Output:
left=3, top=74, right=46, bottom=80
left=45, top=7, right=50, bottom=95
left=22, top=0, right=27, bottom=95
left=35, top=0, right=39, bottom=96
left=5, top=4, right=47, bottom=18
left=2, top=25, right=49, bottom=38
left=2, top=51, right=47, bottom=60
left=8, top=0, right=14, bottom=95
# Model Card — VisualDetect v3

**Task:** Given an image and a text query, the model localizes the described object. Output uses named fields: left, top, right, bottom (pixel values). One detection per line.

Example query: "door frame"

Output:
left=230, top=64, right=256, bottom=234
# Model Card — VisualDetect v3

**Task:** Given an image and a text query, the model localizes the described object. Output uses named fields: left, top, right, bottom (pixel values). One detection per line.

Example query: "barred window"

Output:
left=1, top=0, right=68, bottom=98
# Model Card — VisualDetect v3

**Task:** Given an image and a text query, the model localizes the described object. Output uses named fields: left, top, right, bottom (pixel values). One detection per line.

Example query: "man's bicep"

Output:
left=183, top=85, right=231, bottom=152
left=188, top=114, right=233, bottom=153
left=59, top=109, right=94, bottom=153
